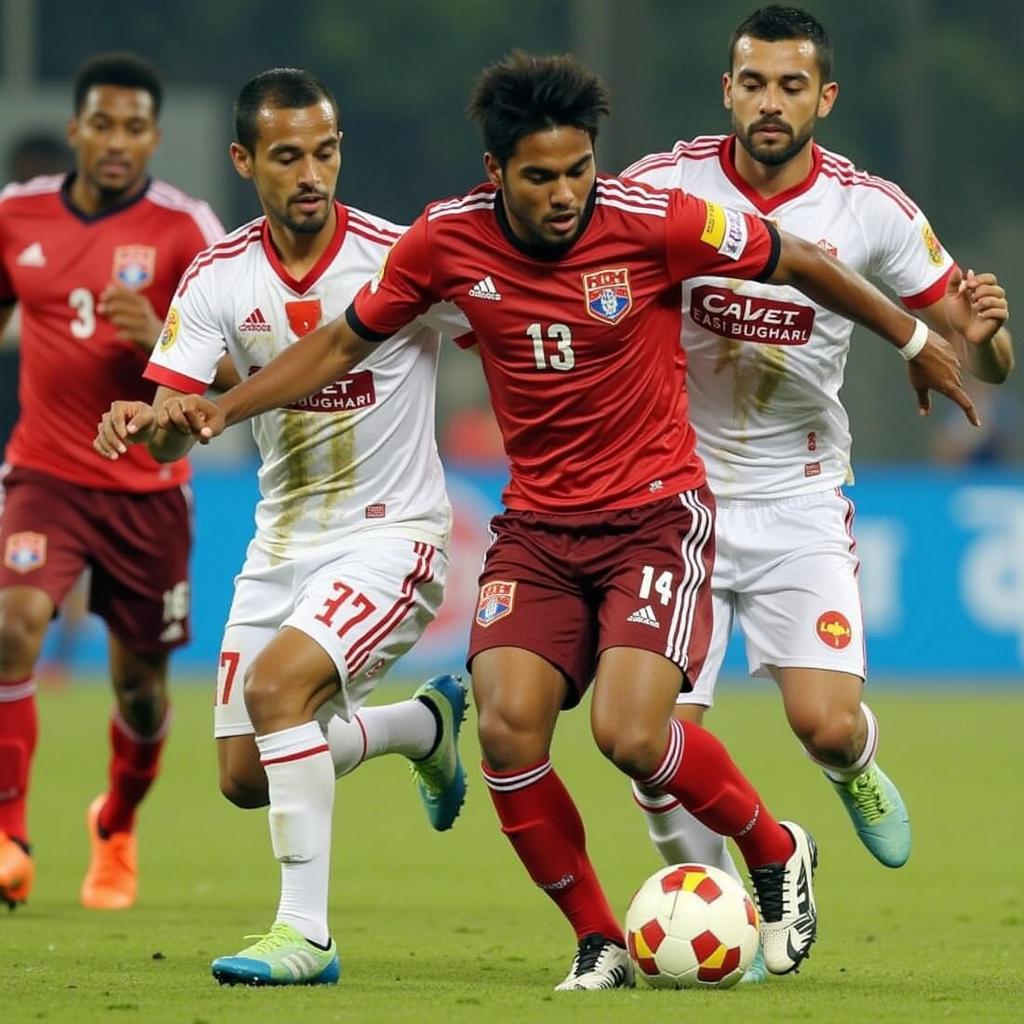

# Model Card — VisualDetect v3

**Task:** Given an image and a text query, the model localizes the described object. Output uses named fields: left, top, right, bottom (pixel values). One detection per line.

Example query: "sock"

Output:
left=0, top=677, right=37, bottom=844
left=812, top=702, right=879, bottom=783
left=326, top=699, right=436, bottom=778
left=483, top=759, right=623, bottom=944
left=640, top=719, right=793, bottom=870
left=99, top=707, right=171, bottom=836
left=257, top=721, right=334, bottom=947
left=631, top=780, right=743, bottom=883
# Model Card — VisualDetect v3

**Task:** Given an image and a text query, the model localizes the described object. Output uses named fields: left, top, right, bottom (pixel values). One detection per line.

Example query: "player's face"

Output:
left=724, top=36, right=837, bottom=166
left=485, top=126, right=595, bottom=251
left=233, top=100, right=341, bottom=235
left=68, top=86, right=160, bottom=199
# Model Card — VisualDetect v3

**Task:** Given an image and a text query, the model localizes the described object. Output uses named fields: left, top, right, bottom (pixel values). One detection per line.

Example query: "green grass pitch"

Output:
left=5, top=679, right=1022, bottom=1023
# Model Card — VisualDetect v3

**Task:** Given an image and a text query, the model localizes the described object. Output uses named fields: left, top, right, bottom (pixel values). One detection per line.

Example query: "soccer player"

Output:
left=0, top=52, right=225, bottom=911
left=622, top=3, right=1012, bottom=926
left=137, top=51, right=976, bottom=987
left=94, top=69, right=470, bottom=987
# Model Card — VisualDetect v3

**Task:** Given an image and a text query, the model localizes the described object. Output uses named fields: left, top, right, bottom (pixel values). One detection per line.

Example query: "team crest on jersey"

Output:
left=583, top=268, right=632, bottom=324
left=4, top=532, right=46, bottom=574
left=112, top=245, right=157, bottom=290
left=816, top=610, right=853, bottom=649
left=159, top=307, right=180, bottom=351
left=285, top=299, right=322, bottom=337
left=476, top=580, right=516, bottom=628
left=921, top=222, right=944, bottom=267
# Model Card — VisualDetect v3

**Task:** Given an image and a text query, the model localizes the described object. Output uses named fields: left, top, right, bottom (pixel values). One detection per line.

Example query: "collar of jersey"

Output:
left=492, top=184, right=596, bottom=261
left=719, top=135, right=824, bottom=215
left=260, top=199, right=349, bottom=295
left=60, top=173, right=152, bottom=224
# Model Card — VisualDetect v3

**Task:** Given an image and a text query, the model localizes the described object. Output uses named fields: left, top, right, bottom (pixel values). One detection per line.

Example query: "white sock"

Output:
left=256, top=721, right=335, bottom=947
left=631, top=781, right=743, bottom=883
left=326, top=699, right=437, bottom=778
left=813, top=702, right=879, bottom=783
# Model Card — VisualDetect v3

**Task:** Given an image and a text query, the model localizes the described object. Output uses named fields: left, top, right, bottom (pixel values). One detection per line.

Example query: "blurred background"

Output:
left=1, top=0, right=1021, bottom=682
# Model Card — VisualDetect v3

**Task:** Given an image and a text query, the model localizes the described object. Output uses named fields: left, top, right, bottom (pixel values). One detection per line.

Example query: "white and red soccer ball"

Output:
left=625, top=863, right=760, bottom=989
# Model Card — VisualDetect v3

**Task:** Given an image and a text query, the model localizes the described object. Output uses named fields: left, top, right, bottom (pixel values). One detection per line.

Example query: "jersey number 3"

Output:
left=527, top=322, right=575, bottom=371
left=68, top=288, right=96, bottom=339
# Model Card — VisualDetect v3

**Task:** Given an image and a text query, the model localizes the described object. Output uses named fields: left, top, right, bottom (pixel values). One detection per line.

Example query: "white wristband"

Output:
left=899, top=319, right=929, bottom=361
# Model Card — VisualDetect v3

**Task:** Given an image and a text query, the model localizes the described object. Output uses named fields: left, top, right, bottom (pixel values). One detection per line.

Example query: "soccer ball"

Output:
left=625, top=863, right=760, bottom=989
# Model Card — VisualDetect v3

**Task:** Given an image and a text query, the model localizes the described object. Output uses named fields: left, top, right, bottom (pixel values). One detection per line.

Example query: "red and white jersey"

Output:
left=146, top=202, right=461, bottom=559
left=623, top=136, right=955, bottom=498
left=349, top=176, right=778, bottom=513
left=0, top=174, right=223, bottom=491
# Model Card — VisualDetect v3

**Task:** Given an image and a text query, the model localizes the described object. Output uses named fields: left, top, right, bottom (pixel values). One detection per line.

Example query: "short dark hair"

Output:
left=729, top=6, right=833, bottom=81
left=467, top=50, right=611, bottom=166
left=73, top=52, right=163, bottom=117
left=234, top=68, right=339, bottom=152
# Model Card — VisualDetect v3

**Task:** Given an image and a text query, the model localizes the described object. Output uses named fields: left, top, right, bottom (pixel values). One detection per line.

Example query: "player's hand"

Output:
left=944, top=268, right=1009, bottom=348
left=94, top=400, right=157, bottom=459
left=98, top=284, right=163, bottom=349
left=906, top=330, right=980, bottom=425
left=156, top=394, right=225, bottom=443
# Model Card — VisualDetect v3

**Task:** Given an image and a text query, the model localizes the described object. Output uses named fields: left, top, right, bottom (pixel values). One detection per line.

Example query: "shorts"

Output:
left=214, top=535, right=447, bottom=737
left=0, top=464, right=192, bottom=655
left=684, top=487, right=866, bottom=707
left=467, top=488, right=716, bottom=707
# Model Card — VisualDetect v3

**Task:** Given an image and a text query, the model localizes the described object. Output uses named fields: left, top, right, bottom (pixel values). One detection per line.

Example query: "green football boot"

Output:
left=830, top=763, right=910, bottom=868
left=410, top=674, right=468, bottom=831
left=211, top=922, right=340, bottom=986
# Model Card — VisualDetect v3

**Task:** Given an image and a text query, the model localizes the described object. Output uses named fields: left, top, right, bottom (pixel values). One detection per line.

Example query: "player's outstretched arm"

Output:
left=769, top=230, right=979, bottom=426
left=156, top=313, right=379, bottom=442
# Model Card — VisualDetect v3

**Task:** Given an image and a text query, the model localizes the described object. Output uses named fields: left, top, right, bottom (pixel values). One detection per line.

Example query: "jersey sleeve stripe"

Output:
left=902, top=264, right=956, bottom=309
left=143, top=363, right=209, bottom=394
left=147, top=182, right=226, bottom=244
left=346, top=223, right=401, bottom=248
left=598, top=179, right=671, bottom=208
left=595, top=195, right=667, bottom=219
left=819, top=159, right=918, bottom=218
left=427, top=195, right=496, bottom=221
left=347, top=211, right=402, bottom=241
left=622, top=137, right=723, bottom=179
left=176, top=228, right=262, bottom=297
left=0, top=175, right=64, bottom=202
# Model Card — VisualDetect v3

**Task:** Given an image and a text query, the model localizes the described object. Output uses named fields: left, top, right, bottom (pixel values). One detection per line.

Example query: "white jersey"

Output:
left=624, top=135, right=955, bottom=499
left=146, top=202, right=464, bottom=559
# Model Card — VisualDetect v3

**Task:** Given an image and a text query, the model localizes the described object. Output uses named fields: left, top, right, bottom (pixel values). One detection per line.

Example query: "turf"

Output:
left=5, top=680, right=1022, bottom=1023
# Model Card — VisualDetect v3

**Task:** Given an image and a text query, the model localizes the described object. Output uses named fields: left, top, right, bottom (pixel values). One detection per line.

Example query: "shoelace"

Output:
left=572, top=934, right=612, bottom=975
left=847, top=771, right=892, bottom=822
left=748, top=864, right=786, bottom=922
left=239, top=925, right=297, bottom=956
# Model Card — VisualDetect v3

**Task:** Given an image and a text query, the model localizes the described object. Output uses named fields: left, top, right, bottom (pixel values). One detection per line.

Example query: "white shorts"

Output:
left=684, top=488, right=865, bottom=707
left=214, top=535, right=447, bottom=737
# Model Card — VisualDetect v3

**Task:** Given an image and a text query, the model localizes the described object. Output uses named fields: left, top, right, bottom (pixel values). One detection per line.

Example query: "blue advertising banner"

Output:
left=43, top=463, right=1024, bottom=685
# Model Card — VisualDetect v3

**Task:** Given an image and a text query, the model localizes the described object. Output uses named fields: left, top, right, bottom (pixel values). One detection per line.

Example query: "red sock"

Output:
left=641, top=719, right=794, bottom=869
left=483, top=759, right=623, bottom=943
left=0, top=678, right=37, bottom=844
left=99, top=707, right=171, bottom=835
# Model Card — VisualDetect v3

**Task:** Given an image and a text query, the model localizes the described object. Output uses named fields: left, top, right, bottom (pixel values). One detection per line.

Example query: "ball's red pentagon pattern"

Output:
left=624, top=862, right=760, bottom=989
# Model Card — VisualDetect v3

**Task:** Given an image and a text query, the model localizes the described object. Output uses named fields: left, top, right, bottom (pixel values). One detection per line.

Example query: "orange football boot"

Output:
left=0, top=831, right=34, bottom=909
left=80, top=795, right=137, bottom=910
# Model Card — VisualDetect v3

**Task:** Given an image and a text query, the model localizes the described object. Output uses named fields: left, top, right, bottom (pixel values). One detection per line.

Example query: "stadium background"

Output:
left=1, top=0, right=1021, bottom=684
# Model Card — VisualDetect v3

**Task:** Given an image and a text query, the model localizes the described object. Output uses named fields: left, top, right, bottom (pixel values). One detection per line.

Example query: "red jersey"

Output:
left=349, top=175, right=778, bottom=512
left=0, top=174, right=224, bottom=491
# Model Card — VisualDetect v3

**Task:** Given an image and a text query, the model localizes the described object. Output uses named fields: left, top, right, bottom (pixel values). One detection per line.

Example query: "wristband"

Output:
left=898, top=319, right=929, bottom=361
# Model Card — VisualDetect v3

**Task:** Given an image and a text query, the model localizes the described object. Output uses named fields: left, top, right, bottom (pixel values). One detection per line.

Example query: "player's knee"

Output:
left=792, top=705, right=862, bottom=762
left=476, top=707, right=544, bottom=771
left=0, top=602, right=49, bottom=675
left=592, top=721, right=662, bottom=778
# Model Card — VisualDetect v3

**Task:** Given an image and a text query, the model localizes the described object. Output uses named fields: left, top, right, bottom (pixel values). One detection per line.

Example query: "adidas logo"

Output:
left=15, top=242, right=45, bottom=267
left=238, top=307, right=273, bottom=333
left=468, top=275, right=501, bottom=301
left=627, top=605, right=660, bottom=628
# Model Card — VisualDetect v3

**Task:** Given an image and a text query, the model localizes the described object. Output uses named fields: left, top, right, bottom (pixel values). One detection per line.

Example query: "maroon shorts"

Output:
left=467, top=487, right=716, bottom=707
left=0, top=465, right=192, bottom=655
